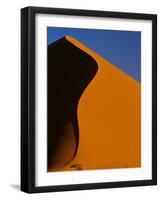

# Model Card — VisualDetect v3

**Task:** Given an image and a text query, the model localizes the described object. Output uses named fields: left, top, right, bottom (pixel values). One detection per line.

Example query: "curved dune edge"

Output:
left=47, top=36, right=98, bottom=171
left=65, top=35, right=140, bottom=86
left=54, top=35, right=141, bottom=171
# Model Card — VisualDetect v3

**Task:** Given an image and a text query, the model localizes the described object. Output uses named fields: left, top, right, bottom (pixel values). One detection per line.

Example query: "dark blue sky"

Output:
left=48, top=27, right=141, bottom=82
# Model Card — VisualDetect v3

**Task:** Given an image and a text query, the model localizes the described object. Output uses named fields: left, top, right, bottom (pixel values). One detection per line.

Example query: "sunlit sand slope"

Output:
left=60, top=35, right=141, bottom=171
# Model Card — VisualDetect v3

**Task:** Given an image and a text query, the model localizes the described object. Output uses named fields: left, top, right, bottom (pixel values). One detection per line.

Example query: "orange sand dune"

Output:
left=51, top=35, right=141, bottom=171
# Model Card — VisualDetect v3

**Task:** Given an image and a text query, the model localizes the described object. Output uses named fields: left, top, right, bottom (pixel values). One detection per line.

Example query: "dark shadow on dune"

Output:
left=48, top=36, right=98, bottom=171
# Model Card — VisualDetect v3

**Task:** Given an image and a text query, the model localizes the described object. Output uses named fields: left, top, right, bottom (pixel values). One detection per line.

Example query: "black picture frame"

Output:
left=21, top=6, right=157, bottom=193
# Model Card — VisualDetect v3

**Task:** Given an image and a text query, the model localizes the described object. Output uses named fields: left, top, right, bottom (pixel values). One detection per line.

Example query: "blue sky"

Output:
left=48, top=27, right=141, bottom=82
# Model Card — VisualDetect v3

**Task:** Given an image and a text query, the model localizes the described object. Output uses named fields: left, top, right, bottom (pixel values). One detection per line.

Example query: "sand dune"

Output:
left=48, top=35, right=141, bottom=172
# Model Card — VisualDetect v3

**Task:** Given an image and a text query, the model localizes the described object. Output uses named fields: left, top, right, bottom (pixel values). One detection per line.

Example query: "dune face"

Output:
left=48, top=35, right=141, bottom=172
left=47, top=37, right=98, bottom=171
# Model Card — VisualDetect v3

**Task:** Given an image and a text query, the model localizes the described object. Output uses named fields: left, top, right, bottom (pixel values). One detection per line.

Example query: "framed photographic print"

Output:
left=21, top=6, right=157, bottom=193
